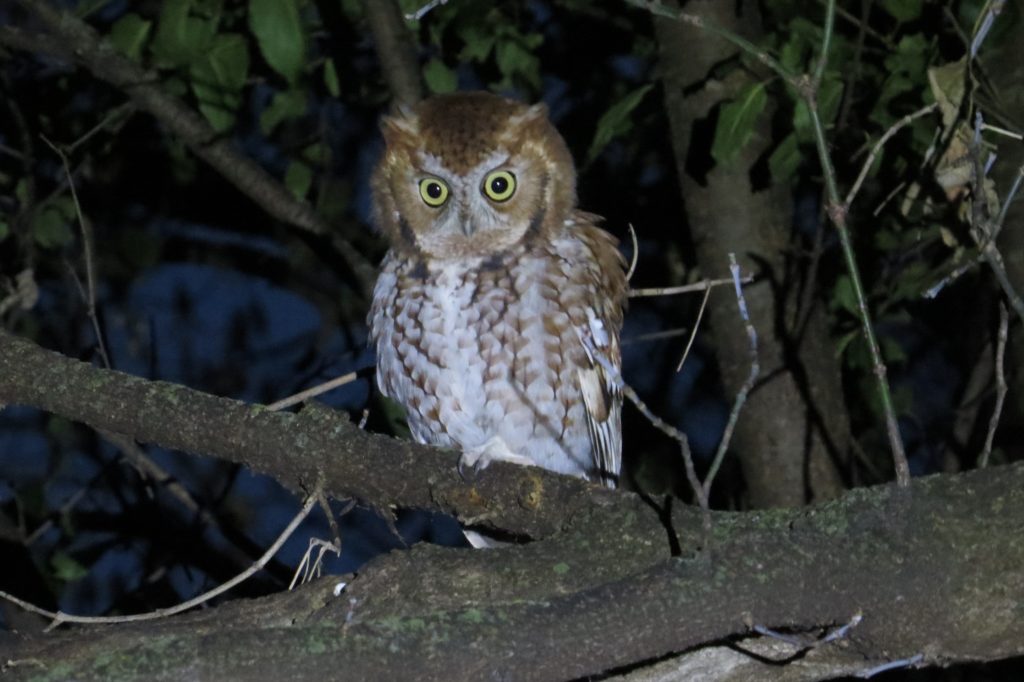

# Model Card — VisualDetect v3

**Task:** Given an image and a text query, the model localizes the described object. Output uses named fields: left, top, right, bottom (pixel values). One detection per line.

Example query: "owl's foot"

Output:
left=458, top=436, right=535, bottom=480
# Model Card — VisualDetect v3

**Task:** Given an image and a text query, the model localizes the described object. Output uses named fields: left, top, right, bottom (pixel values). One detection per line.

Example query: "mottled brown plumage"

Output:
left=369, top=92, right=627, bottom=486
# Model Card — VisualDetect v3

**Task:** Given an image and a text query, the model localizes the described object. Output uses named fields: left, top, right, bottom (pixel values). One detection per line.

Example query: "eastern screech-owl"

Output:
left=369, top=91, right=627, bottom=487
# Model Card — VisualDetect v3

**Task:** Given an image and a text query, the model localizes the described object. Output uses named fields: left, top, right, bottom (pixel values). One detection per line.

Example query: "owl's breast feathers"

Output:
left=369, top=214, right=627, bottom=484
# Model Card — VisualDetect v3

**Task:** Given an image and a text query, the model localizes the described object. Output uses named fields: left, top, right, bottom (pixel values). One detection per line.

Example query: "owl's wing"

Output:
left=577, top=310, right=622, bottom=489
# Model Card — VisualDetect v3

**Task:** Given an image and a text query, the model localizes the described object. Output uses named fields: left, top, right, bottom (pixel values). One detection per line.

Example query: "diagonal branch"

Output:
left=0, top=331, right=599, bottom=539
left=1, top=0, right=376, bottom=296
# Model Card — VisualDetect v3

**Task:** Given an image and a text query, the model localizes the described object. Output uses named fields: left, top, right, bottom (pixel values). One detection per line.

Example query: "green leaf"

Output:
left=458, top=25, right=495, bottom=62
left=880, top=335, right=907, bottom=364
left=586, top=84, right=654, bottom=165
left=0, top=218, right=9, bottom=242
left=768, top=133, right=801, bottom=183
left=260, top=88, right=308, bottom=135
left=249, top=0, right=307, bottom=85
left=323, top=59, right=340, bottom=98
left=189, top=33, right=250, bottom=132
left=880, top=0, right=922, bottom=22
left=495, top=37, right=540, bottom=90
left=109, top=13, right=152, bottom=61
left=31, top=205, right=73, bottom=249
left=711, top=82, right=768, bottom=166
left=423, top=58, right=457, bottom=94
left=832, top=274, right=858, bottom=315
left=285, top=160, right=312, bottom=199
left=15, top=177, right=30, bottom=205
left=152, top=0, right=213, bottom=68
left=817, top=76, right=844, bottom=126
left=51, top=552, right=88, bottom=582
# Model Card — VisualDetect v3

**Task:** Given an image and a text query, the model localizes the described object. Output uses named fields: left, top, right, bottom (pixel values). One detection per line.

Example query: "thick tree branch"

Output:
left=2, top=460, right=1022, bottom=680
left=1, top=1, right=376, bottom=296
left=360, top=0, right=424, bottom=108
left=0, top=331, right=599, bottom=539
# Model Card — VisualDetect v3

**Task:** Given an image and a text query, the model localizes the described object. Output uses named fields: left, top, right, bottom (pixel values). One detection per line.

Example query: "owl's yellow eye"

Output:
left=418, top=178, right=449, bottom=207
left=482, top=171, right=516, bottom=202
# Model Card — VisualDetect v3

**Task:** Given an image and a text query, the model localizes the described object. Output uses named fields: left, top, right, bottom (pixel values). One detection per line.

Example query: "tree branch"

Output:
left=2, top=458, right=1022, bottom=680
left=361, top=0, right=424, bottom=108
left=1, top=1, right=376, bottom=296
left=0, top=331, right=598, bottom=539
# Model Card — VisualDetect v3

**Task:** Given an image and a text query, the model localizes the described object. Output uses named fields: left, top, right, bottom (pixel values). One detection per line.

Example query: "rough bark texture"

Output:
left=360, top=0, right=424, bottom=109
left=653, top=1, right=850, bottom=507
left=0, top=331, right=598, bottom=540
left=2, top=460, right=1022, bottom=681
left=1, top=333, right=1023, bottom=680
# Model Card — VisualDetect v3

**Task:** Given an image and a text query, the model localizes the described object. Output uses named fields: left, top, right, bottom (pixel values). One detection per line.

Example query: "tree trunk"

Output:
left=653, top=1, right=848, bottom=506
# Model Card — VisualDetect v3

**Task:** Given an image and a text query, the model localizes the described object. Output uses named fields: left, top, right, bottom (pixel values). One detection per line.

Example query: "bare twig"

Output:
left=969, top=115, right=1024, bottom=322
left=994, top=163, right=1024, bottom=236
left=576, top=322, right=709, bottom=527
left=1, top=489, right=320, bottom=629
left=404, top=0, right=450, bottom=21
left=844, top=103, right=940, bottom=208
left=64, top=101, right=135, bottom=156
left=804, top=0, right=910, bottom=486
left=702, top=255, right=759, bottom=496
left=289, top=537, right=341, bottom=590
left=978, top=303, right=1008, bottom=468
left=266, top=372, right=359, bottom=412
left=970, top=0, right=1006, bottom=58
left=676, top=285, right=711, bottom=372
left=630, top=275, right=752, bottom=298
left=855, top=653, right=924, bottom=678
left=626, top=223, right=639, bottom=281
left=40, top=135, right=110, bottom=368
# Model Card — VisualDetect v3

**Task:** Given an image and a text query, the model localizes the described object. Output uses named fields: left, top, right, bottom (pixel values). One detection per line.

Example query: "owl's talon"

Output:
left=458, top=436, right=535, bottom=478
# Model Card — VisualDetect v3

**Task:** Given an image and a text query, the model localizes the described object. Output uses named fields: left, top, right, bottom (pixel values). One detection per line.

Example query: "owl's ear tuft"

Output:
left=380, top=108, right=419, bottom=146
left=512, top=102, right=549, bottom=128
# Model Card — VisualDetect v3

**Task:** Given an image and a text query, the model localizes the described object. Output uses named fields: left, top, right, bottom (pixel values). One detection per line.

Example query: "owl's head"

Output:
left=371, top=92, right=576, bottom=261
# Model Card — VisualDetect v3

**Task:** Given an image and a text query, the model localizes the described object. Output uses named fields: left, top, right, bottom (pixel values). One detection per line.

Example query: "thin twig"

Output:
left=978, top=303, right=1008, bottom=468
left=702, top=256, right=759, bottom=495
left=404, top=0, right=450, bottom=21
left=812, top=0, right=836, bottom=87
left=40, top=134, right=110, bottom=369
left=266, top=372, right=359, bottom=412
left=676, top=285, right=711, bottom=372
left=803, top=1, right=910, bottom=485
left=629, top=275, right=752, bottom=298
left=1, top=490, right=320, bottom=629
left=64, top=101, right=135, bottom=156
left=576, top=323, right=709, bottom=527
left=855, top=654, right=925, bottom=678
left=844, top=103, right=940, bottom=208
left=969, top=116, right=1024, bottom=322
left=626, top=223, right=639, bottom=281
left=622, top=328, right=689, bottom=345
left=993, top=163, right=1023, bottom=238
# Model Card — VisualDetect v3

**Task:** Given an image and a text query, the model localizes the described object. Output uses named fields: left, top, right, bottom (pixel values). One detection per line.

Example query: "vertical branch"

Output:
left=804, top=0, right=910, bottom=486
left=978, top=304, right=1008, bottom=468
left=702, top=255, right=759, bottom=496
left=808, top=100, right=910, bottom=487
left=361, top=0, right=424, bottom=108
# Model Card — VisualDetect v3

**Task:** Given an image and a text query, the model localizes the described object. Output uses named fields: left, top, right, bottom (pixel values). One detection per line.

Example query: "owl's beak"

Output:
left=457, top=209, right=475, bottom=236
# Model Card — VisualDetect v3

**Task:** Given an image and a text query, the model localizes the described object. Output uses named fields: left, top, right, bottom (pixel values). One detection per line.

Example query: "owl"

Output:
left=368, top=91, right=627, bottom=488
